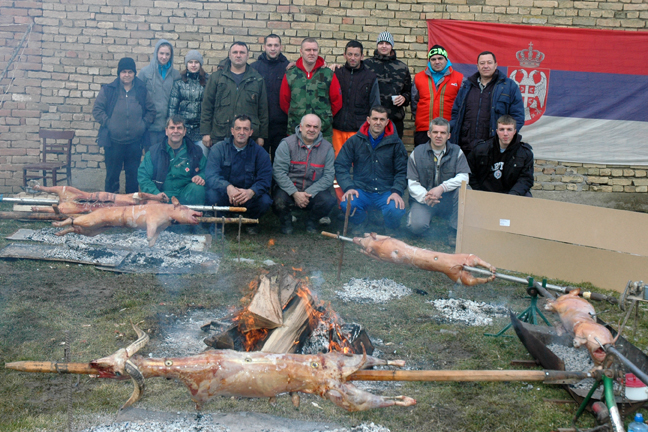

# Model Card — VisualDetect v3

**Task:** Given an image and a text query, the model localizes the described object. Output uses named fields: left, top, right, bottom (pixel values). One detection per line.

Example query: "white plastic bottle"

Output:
left=628, top=413, right=648, bottom=432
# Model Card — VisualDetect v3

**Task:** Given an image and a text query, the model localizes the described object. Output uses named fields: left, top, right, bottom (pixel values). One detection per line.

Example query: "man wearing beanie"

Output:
left=411, top=45, right=463, bottom=147
left=364, top=31, right=412, bottom=139
left=93, top=57, right=156, bottom=193
left=450, top=51, right=524, bottom=157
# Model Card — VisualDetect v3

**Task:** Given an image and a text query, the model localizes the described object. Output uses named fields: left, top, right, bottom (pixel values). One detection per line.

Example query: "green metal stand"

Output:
left=572, top=375, right=624, bottom=432
left=485, top=277, right=552, bottom=337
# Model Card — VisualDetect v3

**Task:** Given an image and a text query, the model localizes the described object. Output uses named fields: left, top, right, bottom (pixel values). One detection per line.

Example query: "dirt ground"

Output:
left=0, top=210, right=645, bottom=432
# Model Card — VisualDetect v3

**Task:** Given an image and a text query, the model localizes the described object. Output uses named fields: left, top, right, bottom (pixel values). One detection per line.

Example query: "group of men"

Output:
left=132, top=33, right=535, bottom=244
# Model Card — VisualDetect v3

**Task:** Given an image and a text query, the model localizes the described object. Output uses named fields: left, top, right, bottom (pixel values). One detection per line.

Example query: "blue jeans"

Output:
left=339, top=190, right=405, bottom=229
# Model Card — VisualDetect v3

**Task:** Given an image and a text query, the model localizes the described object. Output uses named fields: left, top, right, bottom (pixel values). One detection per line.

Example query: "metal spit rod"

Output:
left=0, top=196, right=246, bottom=212
left=463, top=265, right=566, bottom=293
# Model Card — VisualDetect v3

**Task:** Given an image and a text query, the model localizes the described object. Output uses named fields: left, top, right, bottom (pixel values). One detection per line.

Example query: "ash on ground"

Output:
left=428, top=298, right=509, bottom=326
left=547, top=343, right=622, bottom=394
left=79, top=417, right=390, bottom=432
left=150, top=309, right=231, bottom=358
left=336, top=278, right=411, bottom=304
left=27, top=228, right=206, bottom=251
left=23, top=228, right=217, bottom=271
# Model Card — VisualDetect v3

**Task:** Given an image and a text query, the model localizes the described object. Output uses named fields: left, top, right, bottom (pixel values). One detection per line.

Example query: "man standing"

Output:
left=279, top=38, right=342, bottom=143
left=251, top=34, right=290, bottom=161
left=450, top=51, right=525, bottom=156
left=93, top=57, right=156, bottom=193
left=407, top=117, right=470, bottom=247
left=335, top=106, right=408, bottom=236
left=138, top=39, right=180, bottom=151
left=205, top=115, right=273, bottom=235
left=411, top=45, right=463, bottom=147
left=363, top=32, right=411, bottom=139
left=201, top=42, right=269, bottom=151
left=332, top=40, right=381, bottom=156
left=272, top=114, right=336, bottom=234
left=137, top=115, right=206, bottom=205
left=467, top=115, right=534, bottom=196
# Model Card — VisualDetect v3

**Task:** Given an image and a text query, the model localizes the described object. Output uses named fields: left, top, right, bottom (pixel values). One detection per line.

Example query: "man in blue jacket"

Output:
left=450, top=51, right=524, bottom=157
left=205, top=115, right=273, bottom=236
left=334, top=105, right=408, bottom=236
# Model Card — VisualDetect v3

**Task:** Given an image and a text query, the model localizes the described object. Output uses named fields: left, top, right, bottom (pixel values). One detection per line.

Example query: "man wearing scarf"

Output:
left=411, top=45, right=463, bottom=147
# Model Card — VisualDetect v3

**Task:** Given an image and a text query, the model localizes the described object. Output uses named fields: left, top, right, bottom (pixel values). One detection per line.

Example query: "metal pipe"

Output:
left=605, top=345, right=648, bottom=387
left=321, top=231, right=354, bottom=242
left=463, top=265, right=566, bottom=293
left=186, top=205, right=247, bottom=212
left=0, top=196, right=58, bottom=205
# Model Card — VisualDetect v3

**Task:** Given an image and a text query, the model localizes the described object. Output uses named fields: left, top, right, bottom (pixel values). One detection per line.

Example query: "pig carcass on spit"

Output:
left=544, top=289, right=618, bottom=365
left=52, top=197, right=202, bottom=246
left=88, top=324, right=416, bottom=412
left=31, top=185, right=167, bottom=214
left=353, top=233, right=496, bottom=286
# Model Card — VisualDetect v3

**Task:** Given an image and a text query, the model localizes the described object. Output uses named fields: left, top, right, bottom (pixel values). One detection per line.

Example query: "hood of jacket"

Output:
left=358, top=119, right=397, bottom=141
left=295, top=56, right=326, bottom=76
left=149, top=39, right=175, bottom=71
left=293, top=124, right=323, bottom=147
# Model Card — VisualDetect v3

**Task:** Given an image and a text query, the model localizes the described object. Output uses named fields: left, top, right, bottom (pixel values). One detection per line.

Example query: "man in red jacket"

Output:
left=279, top=38, right=342, bottom=143
left=411, top=45, right=463, bottom=146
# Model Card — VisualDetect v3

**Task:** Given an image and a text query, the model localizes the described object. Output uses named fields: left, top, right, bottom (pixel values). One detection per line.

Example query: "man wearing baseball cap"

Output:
left=411, top=45, right=463, bottom=147
left=363, top=31, right=412, bottom=139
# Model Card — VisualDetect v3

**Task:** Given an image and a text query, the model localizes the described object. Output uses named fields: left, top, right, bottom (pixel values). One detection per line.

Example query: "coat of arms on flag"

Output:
left=508, top=43, right=549, bottom=126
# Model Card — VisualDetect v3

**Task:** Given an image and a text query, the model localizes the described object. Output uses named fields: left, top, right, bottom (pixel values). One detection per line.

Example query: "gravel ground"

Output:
left=336, top=278, right=412, bottom=304
left=428, top=298, right=509, bottom=326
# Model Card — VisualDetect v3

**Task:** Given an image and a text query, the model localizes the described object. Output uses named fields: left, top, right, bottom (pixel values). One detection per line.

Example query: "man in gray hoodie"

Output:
left=272, top=114, right=336, bottom=234
left=138, top=39, right=181, bottom=151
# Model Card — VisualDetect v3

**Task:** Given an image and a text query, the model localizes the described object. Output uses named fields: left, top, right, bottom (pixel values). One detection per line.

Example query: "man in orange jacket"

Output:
left=411, top=45, right=463, bottom=146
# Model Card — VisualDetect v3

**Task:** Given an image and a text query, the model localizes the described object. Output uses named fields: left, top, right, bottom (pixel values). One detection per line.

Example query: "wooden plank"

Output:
left=260, top=295, right=310, bottom=354
left=240, top=275, right=283, bottom=332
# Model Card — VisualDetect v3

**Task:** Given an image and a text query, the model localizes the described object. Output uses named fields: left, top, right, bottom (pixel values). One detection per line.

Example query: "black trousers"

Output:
left=264, top=122, right=288, bottom=162
left=272, top=187, right=336, bottom=222
left=414, top=130, right=429, bottom=147
left=104, top=143, right=141, bottom=193
left=392, top=118, right=404, bottom=139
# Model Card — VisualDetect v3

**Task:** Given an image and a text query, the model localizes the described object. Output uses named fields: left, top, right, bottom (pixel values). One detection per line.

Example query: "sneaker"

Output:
left=318, top=216, right=331, bottom=226
left=246, top=226, right=259, bottom=235
left=305, top=220, right=318, bottom=234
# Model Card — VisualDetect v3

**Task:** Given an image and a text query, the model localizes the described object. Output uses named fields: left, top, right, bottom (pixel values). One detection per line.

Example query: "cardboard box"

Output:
left=456, top=184, right=648, bottom=292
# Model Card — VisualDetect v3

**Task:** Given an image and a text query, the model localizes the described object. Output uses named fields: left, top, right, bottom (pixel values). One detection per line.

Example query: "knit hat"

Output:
left=185, top=50, right=203, bottom=66
left=428, top=44, right=448, bottom=60
left=117, top=57, right=136, bottom=75
left=376, top=31, right=394, bottom=47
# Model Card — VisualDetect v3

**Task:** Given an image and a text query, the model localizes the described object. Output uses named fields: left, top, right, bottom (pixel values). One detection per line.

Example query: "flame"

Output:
left=268, top=239, right=275, bottom=247
left=292, top=267, right=303, bottom=272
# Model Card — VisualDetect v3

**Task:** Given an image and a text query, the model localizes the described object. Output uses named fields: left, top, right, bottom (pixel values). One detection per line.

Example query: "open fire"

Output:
left=204, top=268, right=372, bottom=355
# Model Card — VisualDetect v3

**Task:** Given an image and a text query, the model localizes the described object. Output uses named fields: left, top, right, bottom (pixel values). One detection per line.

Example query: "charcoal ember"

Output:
left=547, top=343, right=622, bottom=394
left=336, top=278, right=412, bottom=304
left=428, top=298, right=509, bottom=326
left=301, top=322, right=373, bottom=355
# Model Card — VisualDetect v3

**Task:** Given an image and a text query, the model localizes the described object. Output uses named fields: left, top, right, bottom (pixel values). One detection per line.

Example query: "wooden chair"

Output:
left=23, top=129, right=75, bottom=187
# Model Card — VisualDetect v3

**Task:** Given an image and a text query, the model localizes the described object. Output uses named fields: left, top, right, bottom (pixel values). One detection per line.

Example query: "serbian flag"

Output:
left=428, top=20, right=648, bottom=166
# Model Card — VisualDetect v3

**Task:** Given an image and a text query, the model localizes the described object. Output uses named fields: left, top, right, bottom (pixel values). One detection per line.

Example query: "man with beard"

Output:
left=251, top=34, right=290, bottom=161
left=363, top=32, right=411, bottom=139
left=467, top=115, right=534, bottom=197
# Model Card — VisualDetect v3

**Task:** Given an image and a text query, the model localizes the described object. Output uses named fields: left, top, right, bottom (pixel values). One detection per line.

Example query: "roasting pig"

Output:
left=52, top=197, right=201, bottom=246
left=87, top=324, right=416, bottom=412
left=353, top=233, right=496, bottom=286
left=544, top=289, right=617, bottom=365
left=31, top=184, right=167, bottom=214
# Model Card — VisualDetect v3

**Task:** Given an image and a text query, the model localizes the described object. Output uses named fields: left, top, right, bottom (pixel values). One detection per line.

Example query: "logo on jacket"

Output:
left=508, top=42, right=549, bottom=126
left=492, top=162, right=504, bottom=180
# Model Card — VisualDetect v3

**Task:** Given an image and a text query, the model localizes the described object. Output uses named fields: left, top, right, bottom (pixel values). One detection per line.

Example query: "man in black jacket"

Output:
left=92, top=57, right=156, bottom=193
left=334, top=106, right=408, bottom=235
left=467, top=115, right=534, bottom=196
left=251, top=34, right=289, bottom=161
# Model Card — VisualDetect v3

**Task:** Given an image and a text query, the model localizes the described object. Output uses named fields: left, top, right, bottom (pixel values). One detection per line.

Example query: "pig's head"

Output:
left=170, top=196, right=202, bottom=225
left=572, top=321, right=615, bottom=365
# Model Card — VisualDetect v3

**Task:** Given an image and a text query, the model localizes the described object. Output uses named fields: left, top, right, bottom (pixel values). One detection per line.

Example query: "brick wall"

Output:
left=0, top=0, right=646, bottom=193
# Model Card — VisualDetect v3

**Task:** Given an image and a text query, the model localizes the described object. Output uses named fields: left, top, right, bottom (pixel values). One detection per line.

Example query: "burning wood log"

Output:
left=239, top=275, right=283, bottom=332
left=261, top=294, right=311, bottom=353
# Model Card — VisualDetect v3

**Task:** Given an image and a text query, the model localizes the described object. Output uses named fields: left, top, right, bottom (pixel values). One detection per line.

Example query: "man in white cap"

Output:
left=363, top=31, right=412, bottom=139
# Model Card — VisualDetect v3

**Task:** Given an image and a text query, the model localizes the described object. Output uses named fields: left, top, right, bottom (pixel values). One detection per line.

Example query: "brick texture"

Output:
left=0, top=0, right=646, bottom=193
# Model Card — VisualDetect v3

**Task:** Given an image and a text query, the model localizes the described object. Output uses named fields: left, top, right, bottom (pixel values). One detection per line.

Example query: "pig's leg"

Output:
left=361, top=356, right=405, bottom=369
left=31, top=206, right=55, bottom=213
left=325, top=383, right=416, bottom=412
left=52, top=218, right=73, bottom=228
left=146, top=220, right=170, bottom=247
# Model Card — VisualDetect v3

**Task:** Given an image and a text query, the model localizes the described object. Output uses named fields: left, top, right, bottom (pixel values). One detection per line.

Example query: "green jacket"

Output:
left=138, top=141, right=207, bottom=196
left=200, top=60, right=269, bottom=140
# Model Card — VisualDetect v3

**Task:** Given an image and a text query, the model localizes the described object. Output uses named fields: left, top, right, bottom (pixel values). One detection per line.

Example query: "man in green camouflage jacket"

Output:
left=364, top=31, right=412, bottom=139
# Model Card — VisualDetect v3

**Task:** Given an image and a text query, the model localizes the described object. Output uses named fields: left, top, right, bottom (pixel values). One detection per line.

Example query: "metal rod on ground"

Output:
left=5, top=361, right=591, bottom=384
left=337, top=202, right=352, bottom=281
